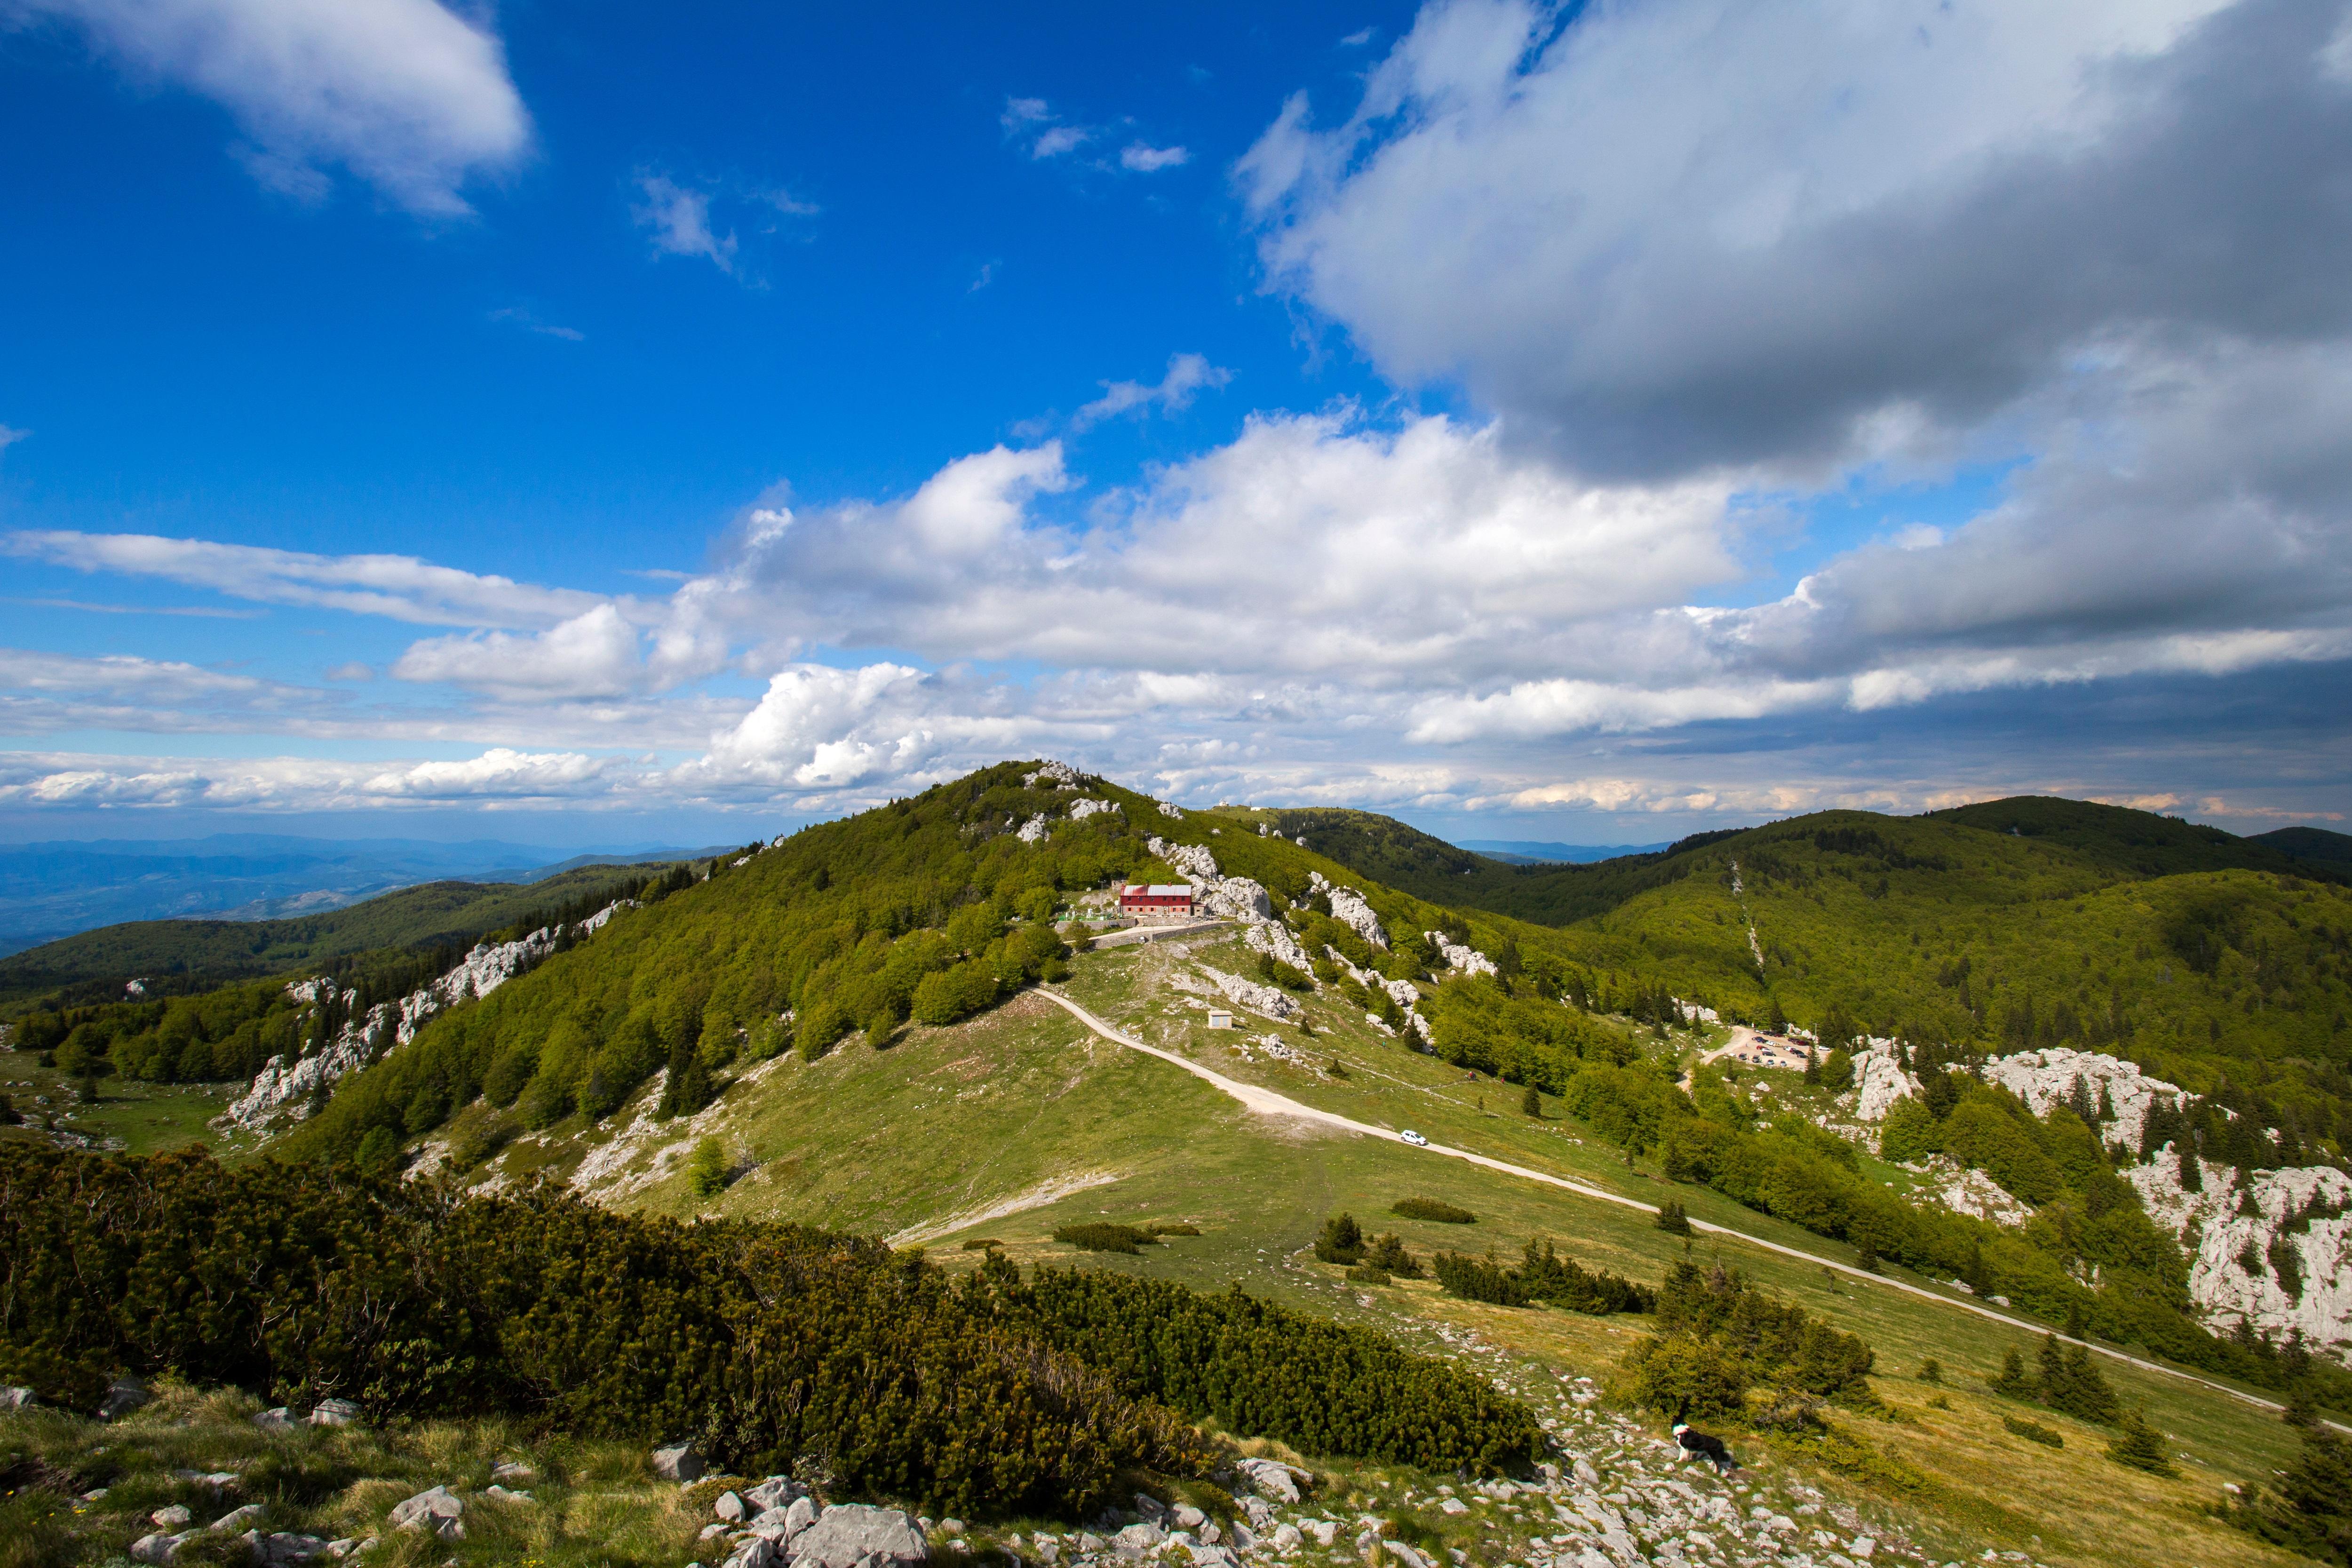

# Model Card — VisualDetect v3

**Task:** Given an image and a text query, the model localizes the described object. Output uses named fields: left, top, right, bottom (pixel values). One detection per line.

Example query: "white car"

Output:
left=1399, top=1129, right=1429, bottom=1147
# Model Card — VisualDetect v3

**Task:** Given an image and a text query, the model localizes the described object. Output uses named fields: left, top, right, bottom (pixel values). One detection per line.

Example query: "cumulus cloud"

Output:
left=6, top=0, right=531, bottom=216
left=1241, top=0, right=2352, bottom=480
left=1069, top=352, right=1231, bottom=430
left=0, top=747, right=618, bottom=810
left=391, top=604, right=648, bottom=699
left=1120, top=142, right=1188, bottom=172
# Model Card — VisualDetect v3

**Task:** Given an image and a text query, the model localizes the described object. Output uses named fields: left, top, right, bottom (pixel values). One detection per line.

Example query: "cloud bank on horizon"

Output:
left=1, top=0, right=2347, bottom=834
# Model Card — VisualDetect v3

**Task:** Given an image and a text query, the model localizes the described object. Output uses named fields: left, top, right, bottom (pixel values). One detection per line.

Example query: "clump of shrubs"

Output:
left=1055, top=1223, right=1159, bottom=1254
left=2003, top=1415, right=2064, bottom=1448
left=1618, top=1260, right=1876, bottom=1422
left=1255, top=954, right=1313, bottom=992
left=1391, top=1197, right=1475, bottom=1224
left=1654, top=1200, right=1692, bottom=1235
left=1314, top=1214, right=1419, bottom=1275
left=1985, top=1334, right=2119, bottom=1424
left=0, top=1143, right=1544, bottom=1514
left=1432, top=1240, right=1652, bottom=1315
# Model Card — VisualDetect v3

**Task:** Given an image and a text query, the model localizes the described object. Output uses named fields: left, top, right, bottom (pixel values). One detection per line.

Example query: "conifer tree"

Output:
left=1522, top=1083, right=1542, bottom=1117
left=2107, top=1407, right=2177, bottom=1476
left=1315, top=1212, right=1365, bottom=1266
left=1989, top=1347, right=2034, bottom=1398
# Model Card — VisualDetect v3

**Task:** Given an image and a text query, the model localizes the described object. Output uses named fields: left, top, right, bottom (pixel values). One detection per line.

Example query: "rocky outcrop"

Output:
left=1425, top=933, right=1496, bottom=979
left=1068, top=797, right=1121, bottom=821
left=1244, top=920, right=1314, bottom=973
left=1984, top=1047, right=2186, bottom=1149
left=1184, top=965, right=1302, bottom=1022
left=1144, top=837, right=1274, bottom=925
left=1199, top=877, right=1273, bottom=923
left=1017, top=816, right=1052, bottom=844
left=1850, top=1042, right=1920, bottom=1123
left=1148, top=837, right=1219, bottom=884
left=2130, top=1153, right=2352, bottom=1358
left=1310, top=872, right=1387, bottom=949
left=1024, top=761, right=1083, bottom=788
left=217, top=907, right=627, bottom=1135
left=1922, top=1161, right=2034, bottom=1229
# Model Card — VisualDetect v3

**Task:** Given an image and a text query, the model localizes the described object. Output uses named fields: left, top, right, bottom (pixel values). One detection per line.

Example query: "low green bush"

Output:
left=1391, top=1197, right=1475, bottom=1224
left=1054, top=1223, right=1158, bottom=1254
left=2002, top=1415, right=2064, bottom=1448
left=1433, top=1240, right=1651, bottom=1314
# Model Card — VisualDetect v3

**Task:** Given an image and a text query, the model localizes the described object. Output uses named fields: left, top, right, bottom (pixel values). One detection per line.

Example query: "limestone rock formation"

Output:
left=1243, top=920, right=1314, bottom=973
left=2130, top=1153, right=2352, bottom=1358
left=218, top=906, right=628, bottom=1135
left=1424, top=932, right=1496, bottom=979
left=1310, top=872, right=1387, bottom=949
left=1849, top=1042, right=1920, bottom=1123
left=1985, top=1047, right=2187, bottom=1149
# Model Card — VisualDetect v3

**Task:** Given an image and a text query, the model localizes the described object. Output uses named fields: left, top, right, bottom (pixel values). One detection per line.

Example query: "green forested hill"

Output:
left=1924, top=797, right=2343, bottom=881
left=1257, top=804, right=1737, bottom=925
left=2254, top=824, right=2352, bottom=868
left=276, top=766, right=1554, bottom=1167
left=1269, top=798, right=2352, bottom=1146
left=0, top=862, right=675, bottom=1010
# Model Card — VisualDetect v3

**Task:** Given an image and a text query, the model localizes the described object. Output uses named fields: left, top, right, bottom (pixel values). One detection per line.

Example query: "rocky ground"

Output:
left=4, top=1349, right=2022, bottom=1568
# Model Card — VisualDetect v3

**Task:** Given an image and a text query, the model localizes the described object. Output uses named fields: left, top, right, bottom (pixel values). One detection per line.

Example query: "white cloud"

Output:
left=489, top=306, right=584, bottom=341
left=8, top=0, right=530, bottom=216
left=390, top=603, right=649, bottom=698
left=0, top=425, right=29, bottom=456
left=1031, top=125, right=1089, bottom=159
left=1240, top=0, right=2349, bottom=479
left=1120, top=142, right=1188, bottom=172
left=0, top=748, right=619, bottom=810
left=1070, top=352, right=1231, bottom=430
left=1, top=529, right=605, bottom=627
left=631, top=172, right=738, bottom=274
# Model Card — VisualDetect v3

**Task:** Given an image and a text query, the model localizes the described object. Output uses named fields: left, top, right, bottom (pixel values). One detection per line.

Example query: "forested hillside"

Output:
left=1259, top=804, right=1737, bottom=926
left=1283, top=799, right=2352, bottom=1151
left=0, top=862, right=670, bottom=1010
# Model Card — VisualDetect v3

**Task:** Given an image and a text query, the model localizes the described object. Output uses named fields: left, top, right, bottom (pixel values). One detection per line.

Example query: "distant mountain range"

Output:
left=0, top=834, right=741, bottom=958
left=1454, top=838, right=1672, bottom=864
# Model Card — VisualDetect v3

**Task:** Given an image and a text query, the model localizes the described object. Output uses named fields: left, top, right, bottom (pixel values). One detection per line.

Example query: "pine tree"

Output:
left=2179, top=1143, right=2204, bottom=1193
left=2107, top=1407, right=2177, bottom=1476
left=1854, top=1241, right=1879, bottom=1273
left=1316, top=1212, right=1365, bottom=1266
left=687, top=1137, right=727, bottom=1198
left=1522, top=1084, right=1542, bottom=1118
left=1654, top=1200, right=1692, bottom=1236
left=1989, top=1347, right=2034, bottom=1398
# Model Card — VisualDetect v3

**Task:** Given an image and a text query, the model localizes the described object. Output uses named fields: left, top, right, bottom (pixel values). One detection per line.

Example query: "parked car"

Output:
left=1399, top=1129, right=1429, bottom=1147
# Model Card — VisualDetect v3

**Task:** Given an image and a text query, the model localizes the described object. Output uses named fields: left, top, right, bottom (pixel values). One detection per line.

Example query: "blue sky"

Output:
left=1, top=0, right=2348, bottom=847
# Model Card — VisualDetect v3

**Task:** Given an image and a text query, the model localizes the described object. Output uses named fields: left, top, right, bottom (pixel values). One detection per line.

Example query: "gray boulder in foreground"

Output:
left=745, top=1475, right=808, bottom=1512
left=788, top=1502, right=930, bottom=1567
left=387, top=1484, right=465, bottom=1539
left=0, top=1386, right=33, bottom=1410
left=652, top=1439, right=706, bottom=1481
left=100, top=1376, right=150, bottom=1421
